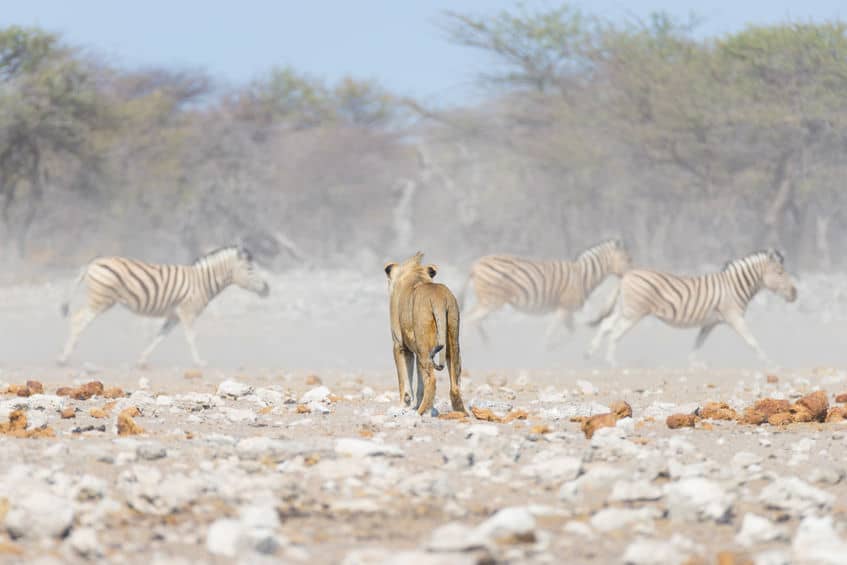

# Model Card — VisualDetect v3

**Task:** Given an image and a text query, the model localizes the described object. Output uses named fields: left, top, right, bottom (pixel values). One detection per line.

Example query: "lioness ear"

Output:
left=426, top=264, right=438, bottom=279
left=384, top=262, right=397, bottom=279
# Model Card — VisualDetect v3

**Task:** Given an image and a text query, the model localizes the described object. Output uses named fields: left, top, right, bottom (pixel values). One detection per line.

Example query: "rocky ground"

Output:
left=2, top=269, right=847, bottom=564
left=2, top=365, right=847, bottom=564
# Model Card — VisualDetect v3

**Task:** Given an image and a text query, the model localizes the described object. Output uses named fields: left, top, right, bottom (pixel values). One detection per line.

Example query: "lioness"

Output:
left=384, top=252, right=466, bottom=415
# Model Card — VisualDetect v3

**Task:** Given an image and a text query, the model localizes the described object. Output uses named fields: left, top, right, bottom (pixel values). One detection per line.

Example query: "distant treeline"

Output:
left=1, top=5, right=846, bottom=273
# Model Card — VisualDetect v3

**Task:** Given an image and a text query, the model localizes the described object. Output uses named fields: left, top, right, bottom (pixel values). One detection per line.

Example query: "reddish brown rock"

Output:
left=666, top=413, right=696, bottom=429
left=582, top=413, right=618, bottom=438
left=796, top=391, right=829, bottom=422
left=698, top=401, right=737, bottom=421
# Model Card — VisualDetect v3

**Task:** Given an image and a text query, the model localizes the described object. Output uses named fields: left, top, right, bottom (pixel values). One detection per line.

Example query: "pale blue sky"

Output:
left=2, top=0, right=844, bottom=104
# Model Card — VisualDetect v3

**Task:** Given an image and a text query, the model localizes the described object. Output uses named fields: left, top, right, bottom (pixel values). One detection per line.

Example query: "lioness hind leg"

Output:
left=393, top=344, right=415, bottom=406
left=417, top=359, right=437, bottom=415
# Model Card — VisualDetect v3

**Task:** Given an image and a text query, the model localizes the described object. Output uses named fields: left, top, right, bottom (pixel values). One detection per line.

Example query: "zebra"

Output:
left=459, top=239, right=632, bottom=347
left=58, top=246, right=270, bottom=367
left=586, top=249, right=797, bottom=366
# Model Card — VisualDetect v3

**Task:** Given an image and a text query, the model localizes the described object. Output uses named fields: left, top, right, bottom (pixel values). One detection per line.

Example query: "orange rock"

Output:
left=438, top=411, right=469, bottom=421
left=825, top=406, right=847, bottom=423
left=258, top=406, right=273, bottom=415
left=89, top=408, right=107, bottom=419
left=296, top=404, right=311, bottom=414
left=25, top=380, right=44, bottom=395
left=72, top=381, right=104, bottom=400
left=666, top=413, right=696, bottom=429
left=183, top=369, right=203, bottom=380
left=698, top=401, right=737, bottom=421
left=701, top=422, right=714, bottom=431
left=121, top=406, right=141, bottom=418
left=610, top=400, right=633, bottom=419
left=60, top=407, right=76, bottom=419
left=117, top=408, right=143, bottom=436
left=796, top=391, right=828, bottom=421
left=55, top=387, right=74, bottom=397
left=739, top=409, right=767, bottom=425
left=582, top=413, right=618, bottom=438
left=102, top=387, right=125, bottom=399
left=471, top=406, right=502, bottom=422
left=358, top=428, right=374, bottom=438
left=7, top=384, right=29, bottom=397
left=768, top=412, right=794, bottom=426
left=530, top=424, right=551, bottom=434
left=752, top=398, right=791, bottom=417
left=305, top=374, right=322, bottom=385
left=766, top=374, right=779, bottom=384
left=502, top=409, right=529, bottom=423
left=789, top=404, right=814, bottom=423
left=836, top=393, right=847, bottom=404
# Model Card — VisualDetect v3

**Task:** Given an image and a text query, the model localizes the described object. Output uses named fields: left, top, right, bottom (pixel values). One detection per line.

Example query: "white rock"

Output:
left=5, top=492, right=74, bottom=539
left=753, top=550, right=790, bottom=565
left=622, top=534, right=700, bottom=565
left=68, top=527, right=101, bottom=558
left=735, top=513, right=787, bottom=547
left=236, top=437, right=310, bottom=459
left=576, top=380, right=597, bottom=395
left=300, top=386, right=331, bottom=403
left=217, top=379, right=253, bottom=399
left=334, top=438, right=404, bottom=458
left=206, top=518, right=243, bottom=557
left=665, top=478, right=734, bottom=523
left=225, top=408, right=257, bottom=424
left=563, top=521, right=594, bottom=538
left=590, top=507, right=662, bottom=533
left=137, top=443, right=167, bottom=461
left=466, top=424, right=499, bottom=438
left=759, top=477, right=834, bottom=515
left=254, top=388, right=284, bottom=406
left=808, top=467, right=843, bottom=485
left=138, top=377, right=150, bottom=390
left=473, top=506, right=536, bottom=544
left=732, top=451, right=763, bottom=470
left=609, top=480, right=663, bottom=503
left=792, top=515, right=847, bottom=564
left=426, top=522, right=485, bottom=552
left=520, top=455, right=582, bottom=482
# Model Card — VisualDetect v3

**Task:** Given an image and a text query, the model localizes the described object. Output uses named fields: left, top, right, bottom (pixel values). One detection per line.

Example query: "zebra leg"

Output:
left=604, top=314, right=639, bottom=367
left=688, top=322, right=718, bottom=366
left=137, top=316, right=179, bottom=368
left=57, top=306, right=105, bottom=366
left=586, top=310, right=617, bottom=358
left=725, top=314, right=771, bottom=365
left=544, top=309, right=572, bottom=350
left=392, top=343, right=414, bottom=406
left=176, top=309, right=206, bottom=367
left=464, top=304, right=493, bottom=344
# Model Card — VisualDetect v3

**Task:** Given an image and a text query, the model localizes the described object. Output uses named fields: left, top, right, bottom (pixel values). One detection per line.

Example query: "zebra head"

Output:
left=594, top=239, right=632, bottom=276
left=231, top=246, right=270, bottom=297
left=761, top=249, right=797, bottom=303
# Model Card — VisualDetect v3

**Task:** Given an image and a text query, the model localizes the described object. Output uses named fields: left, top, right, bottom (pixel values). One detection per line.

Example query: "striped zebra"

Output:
left=58, top=246, right=270, bottom=367
left=586, top=249, right=797, bottom=365
left=460, top=239, right=632, bottom=346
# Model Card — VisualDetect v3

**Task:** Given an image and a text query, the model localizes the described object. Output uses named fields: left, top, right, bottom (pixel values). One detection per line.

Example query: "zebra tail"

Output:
left=60, top=266, right=87, bottom=318
left=586, top=285, right=620, bottom=327
left=430, top=303, right=447, bottom=371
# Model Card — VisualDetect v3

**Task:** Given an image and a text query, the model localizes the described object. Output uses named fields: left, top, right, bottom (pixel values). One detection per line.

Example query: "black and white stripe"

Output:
left=587, top=249, right=798, bottom=365
left=58, top=246, right=270, bottom=366
left=461, top=239, right=631, bottom=345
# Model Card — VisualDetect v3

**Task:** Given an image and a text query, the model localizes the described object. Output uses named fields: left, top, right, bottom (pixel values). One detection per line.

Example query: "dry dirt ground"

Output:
left=1, top=269, right=847, bottom=564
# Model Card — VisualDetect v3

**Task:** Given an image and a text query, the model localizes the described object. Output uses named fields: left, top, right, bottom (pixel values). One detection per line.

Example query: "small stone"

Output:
left=334, top=438, right=404, bottom=458
left=582, top=413, right=618, bottom=439
left=60, top=408, right=75, bottom=419
left=665, top=478, right=733, bottom=523
left=666, top=413, right=696, bottom=429
left=5, top=492, right=74, bottom=539
left=137, top=377, right=150, bottom=391
left=206, top=518, right=242, bottom=557
left=590, top=507, right=661, bottom=532
left=698, top=402, right=737, bottom=420
left=759, top=477, right=834, bottom=515
left=576, top=380, right=597, bottom=395
left=89, top=408, right=107, bottom=419
left=792, top=515, right=847, bottom=564
left=608, top=480, right=663, bottom=503
left=68, top=527, right=101, bottom=558
left=796, top=391, right=828, bottom=422
left=117, top=408, right=143, bottom=436
left=305, top=374, right=322, bottom=385
left=473, top=506, right=536, bottom=545
left=300, top=386, right=330, bottom=403
left=217, top=379, right=253, bottom=399
left=137, top=443, right=167, bottom=461
left=735, top=513, right=787, bottom=547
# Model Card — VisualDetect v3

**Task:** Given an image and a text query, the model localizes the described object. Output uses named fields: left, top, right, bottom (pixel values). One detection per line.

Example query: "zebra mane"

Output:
left=722, top=250, right=777, bottom=272
left=577, top=238, right=623, bottom=261
left=193, top=245, right=248, bottom=266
